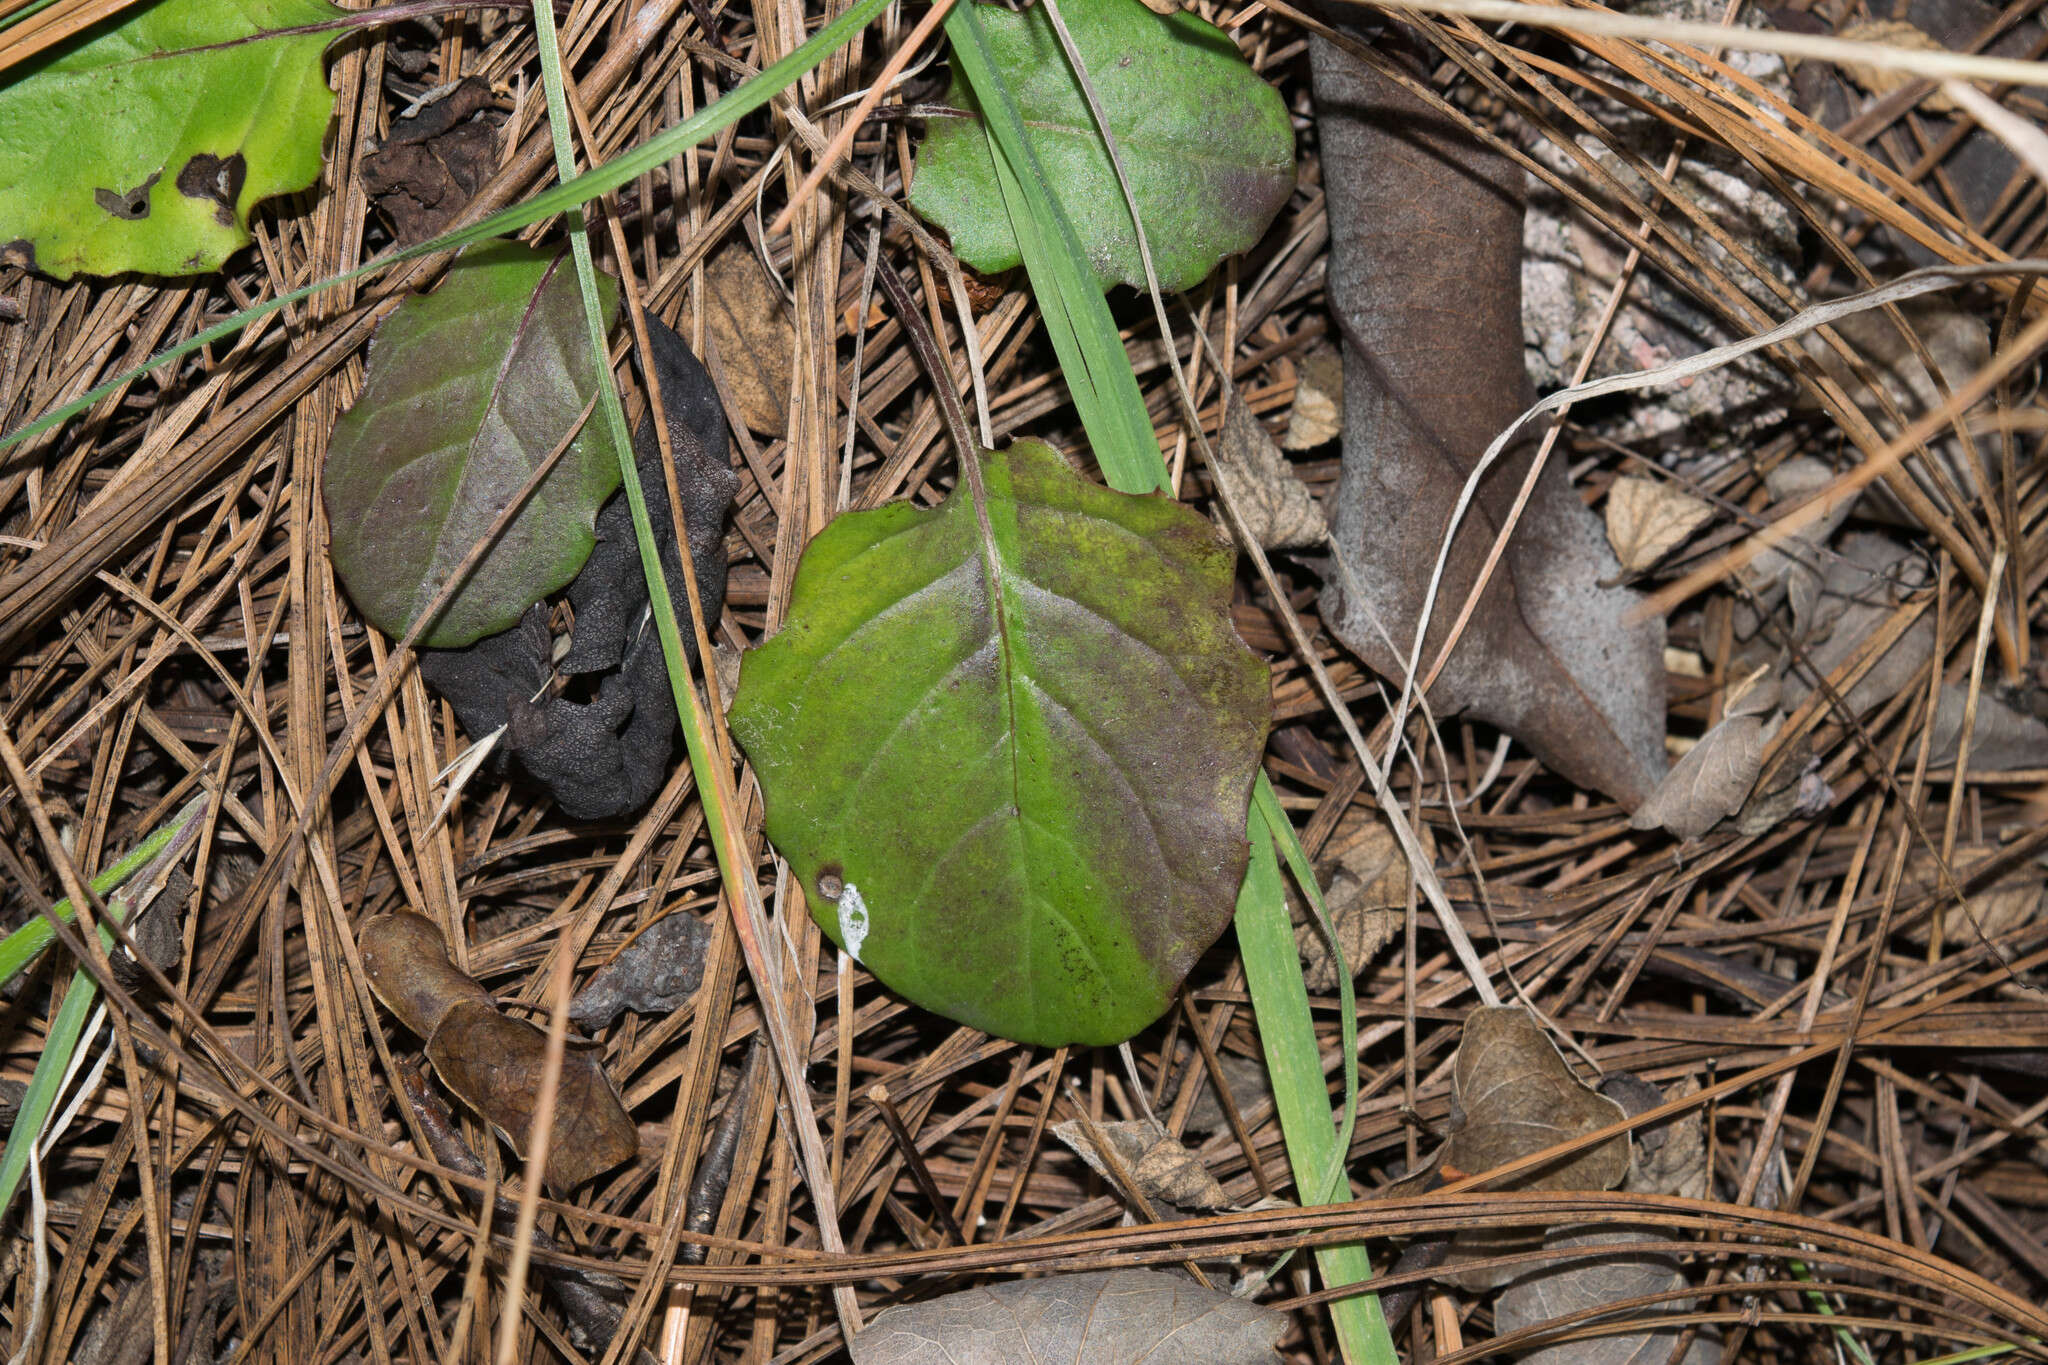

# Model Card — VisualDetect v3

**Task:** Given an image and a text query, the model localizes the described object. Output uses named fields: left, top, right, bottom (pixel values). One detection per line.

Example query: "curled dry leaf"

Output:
left=850, top=1269, right=1285, bottom=1365
left=1281, top=348, right=1344, bottom=450
left=1734, top=456, right=1858, bottom=627
left=359, top=913, right=636, bottom=1193
left=1219, top=390, right=1325, bottom=550
left=1050, top=1116, right=1229, bottom=1211
left=679, top=243, right=795, bottom=437
left=569, top=910, right=714, bottom=1030
left=1311, top=33, right=1666, bottom=809
left=1446, top=1005, right=1631, bottom=1191
left=361, top=77, right=507, bottom=247
left=1604, top=477, right=1713, bottom=575
left=1630, top=677, right=1778, bottom=842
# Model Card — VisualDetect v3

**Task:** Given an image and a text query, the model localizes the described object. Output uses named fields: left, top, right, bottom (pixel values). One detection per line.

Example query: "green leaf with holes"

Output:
left=908, top=0, right=1294, bottom=294
left=324, top=242, right=624, bottom=648
left=0, top=0, right=340, bottom=280
left=730, top=440, right=1270, bottom=1046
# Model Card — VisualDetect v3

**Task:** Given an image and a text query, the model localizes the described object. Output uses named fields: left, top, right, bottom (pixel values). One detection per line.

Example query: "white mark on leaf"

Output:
left=838, top=883, right=870, bottom=962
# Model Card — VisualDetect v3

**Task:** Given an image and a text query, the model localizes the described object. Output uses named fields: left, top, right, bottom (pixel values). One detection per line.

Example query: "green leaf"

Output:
left=0, top=0, right=340, bottom=280
left=730, top=439, right=1270, bottom=1047
left=909, top=0, right=1294, bottom=294
left=324, top=242, right=625, bottom=648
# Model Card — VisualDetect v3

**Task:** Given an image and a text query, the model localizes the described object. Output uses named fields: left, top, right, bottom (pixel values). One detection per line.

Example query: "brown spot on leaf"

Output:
left=176, top=152, right=246, bottom=226
left=94, top=172, right=160, bottom=221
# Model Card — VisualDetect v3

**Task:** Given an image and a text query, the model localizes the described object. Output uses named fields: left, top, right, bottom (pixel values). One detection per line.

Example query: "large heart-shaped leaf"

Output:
left=0, top=0, right=340, bottom=280
left=730, top=440, right=1270, bottom=1046
left=908, top=0, right=1294, bottom=294
left=324, top=242, right=625, bottom=648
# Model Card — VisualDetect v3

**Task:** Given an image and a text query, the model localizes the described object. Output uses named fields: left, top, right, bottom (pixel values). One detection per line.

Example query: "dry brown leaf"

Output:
left=1219, top=391, right=1325, bottom=549
left=1446, top=1005, right=1631, bottom=1191
left=1632, top=680, right=1776, bottom=842
left=1835, top=20, right=1961, bottom=111
left=680, top=243, right=794, bottom=436
left=1050, top=1116, right=1229, bottom=1211
left=1282, top=348, right=1343, bottom=449
left=360, top=913, right=638, bottom=1193
left=851, top=1269, right=1284, bottom=1364
left=1604, top=476, right=1713, bottom=574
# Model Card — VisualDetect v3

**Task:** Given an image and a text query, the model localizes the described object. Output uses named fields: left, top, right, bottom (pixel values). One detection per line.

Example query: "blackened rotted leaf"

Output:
left=361, top=78, right=508, bottom=248
left=359, top=913, right=637, bottom=1193
left=1310, top=30, right=1667, bottom=808
left=569, top=910, right=714, bottom=1029
left=416, top=316, right=738, bottom=821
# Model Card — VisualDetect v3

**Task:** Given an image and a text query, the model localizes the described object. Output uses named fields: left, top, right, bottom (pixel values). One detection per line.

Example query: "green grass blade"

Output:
left=942, top=16, right=1391, bottom=1358
left=0, top=960, right=103, bottom=1219
left=0, top=795, right=205, bottom=987
left=0, top=0, right=891, bottom=457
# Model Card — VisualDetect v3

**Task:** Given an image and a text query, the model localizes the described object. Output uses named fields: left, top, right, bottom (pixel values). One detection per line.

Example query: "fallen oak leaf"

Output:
left=1604, top=476, right=1714, bottom=575
left=359, top=913, right=636, bottom=1194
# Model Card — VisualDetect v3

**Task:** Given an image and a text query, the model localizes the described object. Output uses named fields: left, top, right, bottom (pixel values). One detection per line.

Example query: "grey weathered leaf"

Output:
left=570, top=911, right=714, bottom=1029
left=850, top=1269, right=1284, bottom=1365
left=1311, top=34, right=1666, bottom=809
left=1446, top=1006, right=1630, bottom=1191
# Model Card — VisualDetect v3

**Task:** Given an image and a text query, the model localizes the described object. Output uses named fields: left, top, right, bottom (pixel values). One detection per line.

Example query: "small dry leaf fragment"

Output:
left=1604, top=476, right=1713, bottom=574
left=1179, top=1049, right=1272, bottom=1136
left=1631, top=712, right=1768, bottom=841
left=1051, top=1116, right=1229, bottom=1211
left=851, top=1269, right=1285, bottom=1365
left=1219, top=392, right=1325, bottom=549
left=1291, top=808, right=1427, bottom=990
left=680, top=243, right=795, bottom=436
left=359, top=912, right=637, bottom=1193
left=1835, top=20, right=1961, bottom=111
left=1282, top=349, right=1343, bottom=449
left=1904, top=872, right=2044, bottom=946
left=569, top=911, right=714, bottom=1030
left=1447, top=1005, right=1630, bottom=1191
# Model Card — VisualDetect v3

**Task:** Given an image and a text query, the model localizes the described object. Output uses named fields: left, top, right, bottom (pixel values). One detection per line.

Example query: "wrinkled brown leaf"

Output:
left=359, top=913, right=636, bottom=1192
left=850, top=1269, right=1284, bottom=1364
left=1447, top=1005, right=1630, bottom=1190
left=680, top=243, right=794, bottom=436
left=1051, top=1117, right=1229, bottom=1211
left=361, top=78, right=507, bottom=247
left=1311, top=35, right=1666, bottom=809
left=1220, top=391, right=1325, bottom=550
left=1282, top=348, right=1344, bottom=449
left=1604, top=477, right=1713, bottom=574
